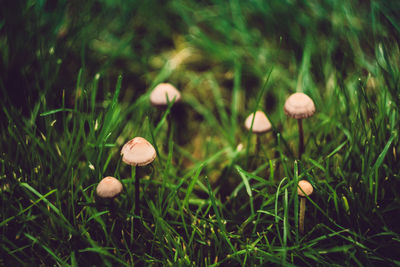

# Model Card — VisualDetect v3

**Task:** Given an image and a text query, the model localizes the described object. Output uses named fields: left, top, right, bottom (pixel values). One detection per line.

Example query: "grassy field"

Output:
left=1, top=0, right=400, bottom=266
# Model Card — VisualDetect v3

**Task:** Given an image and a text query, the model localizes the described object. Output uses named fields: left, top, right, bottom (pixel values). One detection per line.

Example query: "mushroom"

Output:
left=149, top=83, right=181, bottom=148
left=149, top=83, right=181, bottom=107
left=121, top=137, right=157, bottom=166
left=284, top=92, right=315, bottom=158
left=297, top=180, right=314, bottom=235
left=96, top=176, right=123, bottom=199
left=121, top=137, right=156, bottom=216
left=244, top=110, right=272, bottom=156
left=245, top=110, right=272, bottom=134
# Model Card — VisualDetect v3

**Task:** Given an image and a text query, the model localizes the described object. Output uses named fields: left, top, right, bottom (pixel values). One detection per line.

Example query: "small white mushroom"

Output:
left=244, top=110, right=272, bottom=156
left=149, top=83, right=181, bottom=107
left=284, top=93, right=315, bottom=119
left=149, top=83, right=182, bottom=148
left=96, top=176, right=123, bottom=199
left=297, top=180, right=314, bottom=234
left=121, top=137, right=156, bottom=166
left=284, top=92, right=315, bottom=158
left=121, top=137, right=156, bottom=216
left=244, top=110, right=272, bottom=134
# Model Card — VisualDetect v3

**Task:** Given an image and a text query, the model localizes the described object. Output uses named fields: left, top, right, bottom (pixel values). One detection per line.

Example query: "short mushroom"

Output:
left=284, top=92, right=315, bottom=158
left=244, top=110, right=272, bottom=156
left=245, top=110, right=272, bottom=134
left=121, top=137, right=156, bottom=216
left=96, top=176, right=123, bottom=199
left=297, top=180, right=314, bottom=235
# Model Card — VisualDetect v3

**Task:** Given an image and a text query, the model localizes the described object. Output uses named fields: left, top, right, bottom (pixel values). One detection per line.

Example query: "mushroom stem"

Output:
left=109, top=199, right=118, bottom=221
left=255, top=134, right=261, bottom=158
left=133, top=166, right=140, bottom=217
left=299, top=197, right=306, bottom=234
left=166, top=113, right=172, bottom=151
left=297, top=119, right=304, bottom=159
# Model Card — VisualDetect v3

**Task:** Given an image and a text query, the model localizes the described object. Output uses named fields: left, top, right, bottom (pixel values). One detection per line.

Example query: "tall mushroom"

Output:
left=297, top=180, right=313, bottom=235
left=244, top=110, right=272, bottom=156
left=150, top=83, right=181, bottom=145
left=150, top=83, right=181, bottom=107
left=284, top=92, right=315, bottom=158
left=121, top=137, right=156, bottom=216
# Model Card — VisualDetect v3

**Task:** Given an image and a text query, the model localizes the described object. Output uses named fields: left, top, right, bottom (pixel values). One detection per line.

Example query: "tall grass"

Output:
left=1, top=0, right=400, bottom=265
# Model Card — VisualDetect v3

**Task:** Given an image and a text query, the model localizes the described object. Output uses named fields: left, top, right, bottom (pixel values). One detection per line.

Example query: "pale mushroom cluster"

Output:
left=244, top=92, right=315, bottom=159
left=94, top=83, right=179, bottom=212
left=93, top=83, right=318, bottom=236
left=95, top=136, right=157, bottom=216
left=243, top=92, right=316, bottom=234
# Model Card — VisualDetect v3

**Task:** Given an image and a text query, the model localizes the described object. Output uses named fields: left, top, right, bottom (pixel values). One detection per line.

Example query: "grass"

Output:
left=1, top=0, right=400, bottom=266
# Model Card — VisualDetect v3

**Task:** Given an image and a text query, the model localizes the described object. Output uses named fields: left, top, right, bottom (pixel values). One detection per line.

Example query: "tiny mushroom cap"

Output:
left=96, top=176, right=123, bottom=198
left=121, top=137, right=156, bottom=166
left=297, top=180, right=314, bottom=197
left=284, top=92, right=315, bottom=119
left=150, top=83, right=181, bottom=107
left=244, top=111, right=272, bottom=134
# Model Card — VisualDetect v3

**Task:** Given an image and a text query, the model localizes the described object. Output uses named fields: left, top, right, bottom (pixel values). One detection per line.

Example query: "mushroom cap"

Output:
left=297, top=180, right=314, bottom=197
left=96, top=176, right=123, bottom=198
left=244, top=110, right=272, bottom=134
left=284, top=92, right=315, bottom=119
left=150, top=83, right=181, bottom=107
left=121, top=137, right=156, bottom=166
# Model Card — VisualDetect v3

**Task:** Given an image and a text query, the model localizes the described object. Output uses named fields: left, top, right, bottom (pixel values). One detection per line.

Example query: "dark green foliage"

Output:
left=1, top=0, right=400, bottom=266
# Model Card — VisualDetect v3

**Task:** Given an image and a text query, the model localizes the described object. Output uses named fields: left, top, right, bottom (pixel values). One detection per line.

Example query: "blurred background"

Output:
left=1, top=0, right=400, bottom=265
left=3, top=0, right=400, bottom=161
left=3, top=0, right=399, bottom=114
